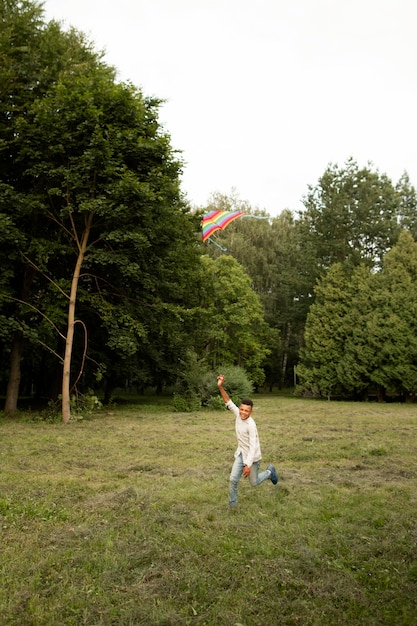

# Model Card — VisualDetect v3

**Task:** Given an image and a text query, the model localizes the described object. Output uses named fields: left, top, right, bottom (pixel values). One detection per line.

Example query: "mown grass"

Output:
left=1, top=397, right=417, bottom=625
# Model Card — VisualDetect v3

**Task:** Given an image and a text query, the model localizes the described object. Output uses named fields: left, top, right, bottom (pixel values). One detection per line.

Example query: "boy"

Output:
left=217, top=374, right=278, bottom=508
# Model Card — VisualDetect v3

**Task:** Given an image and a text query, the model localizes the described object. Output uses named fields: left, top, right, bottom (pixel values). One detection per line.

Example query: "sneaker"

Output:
left=267, top=464, right=279, bottom=485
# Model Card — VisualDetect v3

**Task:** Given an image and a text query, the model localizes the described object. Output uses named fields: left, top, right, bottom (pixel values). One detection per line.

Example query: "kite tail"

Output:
left=240, top=215, right=270, bottom=220
left=208, top=237, right=228, bottom=252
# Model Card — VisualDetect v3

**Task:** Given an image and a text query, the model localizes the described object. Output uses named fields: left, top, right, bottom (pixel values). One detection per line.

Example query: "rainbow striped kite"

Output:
left=201, top=210, right=245, bottom=243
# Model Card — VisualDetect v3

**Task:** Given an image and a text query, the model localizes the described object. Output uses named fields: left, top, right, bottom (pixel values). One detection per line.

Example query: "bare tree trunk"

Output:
left=4, top=332, right=24, bottom=413
left=62, top=216, right=92, bottom=423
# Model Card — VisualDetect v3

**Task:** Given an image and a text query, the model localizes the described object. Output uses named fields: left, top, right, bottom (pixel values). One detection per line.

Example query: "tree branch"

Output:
left=21, top=253, right=69, bottom=299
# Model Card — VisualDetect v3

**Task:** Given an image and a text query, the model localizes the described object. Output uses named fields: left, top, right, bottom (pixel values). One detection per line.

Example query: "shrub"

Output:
left=174, top=362, right=253, bottom=411
left=212, top=365, right=254, bottom=405
left=205, top=395, right=225, bottom=410
left=172, top=391, right=201, bottom=413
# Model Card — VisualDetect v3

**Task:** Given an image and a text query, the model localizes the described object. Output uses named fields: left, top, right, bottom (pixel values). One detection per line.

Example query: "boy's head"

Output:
left=239, top=398, right=253, bottom=420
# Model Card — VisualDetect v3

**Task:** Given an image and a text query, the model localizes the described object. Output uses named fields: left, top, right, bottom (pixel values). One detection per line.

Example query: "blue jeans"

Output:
left=229, top=453, right=271, bottom=506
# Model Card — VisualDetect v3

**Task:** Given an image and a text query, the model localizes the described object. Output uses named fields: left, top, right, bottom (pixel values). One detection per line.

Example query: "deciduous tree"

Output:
left=193, top=254, right=271, bottom=387
left=0, top=0, right=103, bottom=413
left=299, top=158, right=404, bottom=271
left=1, top=1, right=202, bottom=419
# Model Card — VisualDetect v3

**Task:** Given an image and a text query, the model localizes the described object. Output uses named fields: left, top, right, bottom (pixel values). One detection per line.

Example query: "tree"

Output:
left=296, top=263, right=358, bottom=399
left=1, top=1, right=203, bottom=419
left=203, top=192, right=314, bottom=389
left=333, top=266, right=382, bottom=399
left=16, top=67, right=201, bottom=420
left=0, top=0, right=103, bottom=413
left=397, top=172, right=417, bottom=239
left=192, top=254, right=271, bottom=387
left=369, top=231, right=417, bottom=400
left=297, top=231, right=417, bottom=401
left=299, top=158, right=404, bottom=271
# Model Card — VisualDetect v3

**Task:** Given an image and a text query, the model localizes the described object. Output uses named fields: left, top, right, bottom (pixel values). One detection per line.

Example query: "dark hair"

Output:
left=240, top=398, right=253, bottom=408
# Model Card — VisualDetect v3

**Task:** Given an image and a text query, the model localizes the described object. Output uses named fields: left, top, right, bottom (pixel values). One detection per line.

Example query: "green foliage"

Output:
left=367, top=231, right=417, bottom=398
left=193, top=254, right=270, bottom=386
left=71, top=390, right=103, bottom=414
left=172, top=391, right=201, bottom=413
left=205, top=394, right=225, bottom=410
left=36, top=390, right=103, bottom=421
left=296, top=263, right=359, bottom=399
left=174, top=362, right=253, bottom=411
left=299, top=157, right=407, bottom=271
left=215, top=364, right=254, bottom=405
left=175, top=358, right=213, bottom=402
left=297, top=231, right=417, bottom=400
left=0, top=0, right=203, bottom=413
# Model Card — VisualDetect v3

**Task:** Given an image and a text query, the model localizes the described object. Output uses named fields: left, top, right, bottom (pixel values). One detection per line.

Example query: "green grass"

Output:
left=1, top=397, right=417, bottom=625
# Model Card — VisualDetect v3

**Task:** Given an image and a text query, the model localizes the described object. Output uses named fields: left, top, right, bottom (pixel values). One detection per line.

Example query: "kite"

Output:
left=202, top=210, right=245, bottom=243
left=201, top=210, right=269, bottom=249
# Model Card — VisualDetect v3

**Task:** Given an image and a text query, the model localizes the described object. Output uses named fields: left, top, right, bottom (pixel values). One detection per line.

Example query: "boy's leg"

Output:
left=249, top=461, right=273, bottom=487
left=229, top=453, right=244, bottom=506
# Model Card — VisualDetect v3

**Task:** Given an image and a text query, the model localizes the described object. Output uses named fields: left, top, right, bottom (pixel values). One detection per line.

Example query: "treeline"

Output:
left=205, top=162, right=417, bottom=402
left=2, top=2, right=417, bottom=417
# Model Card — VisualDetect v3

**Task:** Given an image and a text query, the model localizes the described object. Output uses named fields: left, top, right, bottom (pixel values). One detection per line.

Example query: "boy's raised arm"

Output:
left=217, top=374, right=230, bottom=404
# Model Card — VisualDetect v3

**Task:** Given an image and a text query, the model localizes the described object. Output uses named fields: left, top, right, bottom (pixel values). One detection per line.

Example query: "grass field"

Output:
left=1, top=396, right=417, bottom=625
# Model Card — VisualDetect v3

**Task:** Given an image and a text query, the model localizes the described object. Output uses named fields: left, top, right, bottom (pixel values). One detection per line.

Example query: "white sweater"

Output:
left=226, top=400, right=262, bottom=467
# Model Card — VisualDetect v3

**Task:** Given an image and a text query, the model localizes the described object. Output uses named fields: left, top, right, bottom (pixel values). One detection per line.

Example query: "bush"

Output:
left=212, top=365, right=254, bottom=405
left=174, top=362, right=254, bottom=411
left=205, top=395, right=225, bottom=411
left=172, top=392, right=201, bottom=413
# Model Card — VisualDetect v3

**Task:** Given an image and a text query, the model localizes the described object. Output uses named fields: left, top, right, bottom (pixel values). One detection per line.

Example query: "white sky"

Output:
left=42, top=0, right=417, bottom=216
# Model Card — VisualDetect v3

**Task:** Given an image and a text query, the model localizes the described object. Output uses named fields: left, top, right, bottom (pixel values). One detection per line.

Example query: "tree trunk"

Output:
left=280, top=322, right=291, bottom=389
left=4, top=332, right=24, bottom=413
left=376, top=385, right=386, bottom=403
left=62, top=215, right=93, bottom=423
left=102, top=378, right=114, bottom=405
left=4, top=264, right=35, bottom=413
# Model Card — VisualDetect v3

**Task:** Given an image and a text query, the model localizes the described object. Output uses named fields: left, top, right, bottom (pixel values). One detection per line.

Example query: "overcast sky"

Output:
left=42, top=0, right=417, bottom=216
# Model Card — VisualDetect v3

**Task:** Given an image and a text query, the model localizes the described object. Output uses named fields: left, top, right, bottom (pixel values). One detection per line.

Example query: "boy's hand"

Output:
left=243, top=465, right=251, bottom=478
left=217, top=374, right=230, bottom=403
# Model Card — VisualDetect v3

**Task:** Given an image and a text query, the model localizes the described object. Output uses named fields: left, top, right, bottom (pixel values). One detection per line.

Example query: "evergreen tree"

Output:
left=297, top=231, right=417, bottom=401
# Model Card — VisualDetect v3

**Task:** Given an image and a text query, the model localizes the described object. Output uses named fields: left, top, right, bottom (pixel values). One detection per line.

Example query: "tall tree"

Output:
left=297, top=231, right=417, bottom=401
left=397, top=172, right=417, bottom=239
left=296, top=263, right=359, bottom=399
left=369, top=231, right=417, bottom=400
left=299, top=158, right=404, bottom=271
left=192, top=254, right=271, bottom=386
left=15, top=64, right=200, bottom=421
left=1, top=0, right=202, bottom=418
left=203, top=192, right=314, bottom=388
left=0, top=0, right=102, bottom=413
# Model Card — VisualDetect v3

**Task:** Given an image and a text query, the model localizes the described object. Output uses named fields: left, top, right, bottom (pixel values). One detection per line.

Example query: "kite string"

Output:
left=240, top=215, right=270, bottom=220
